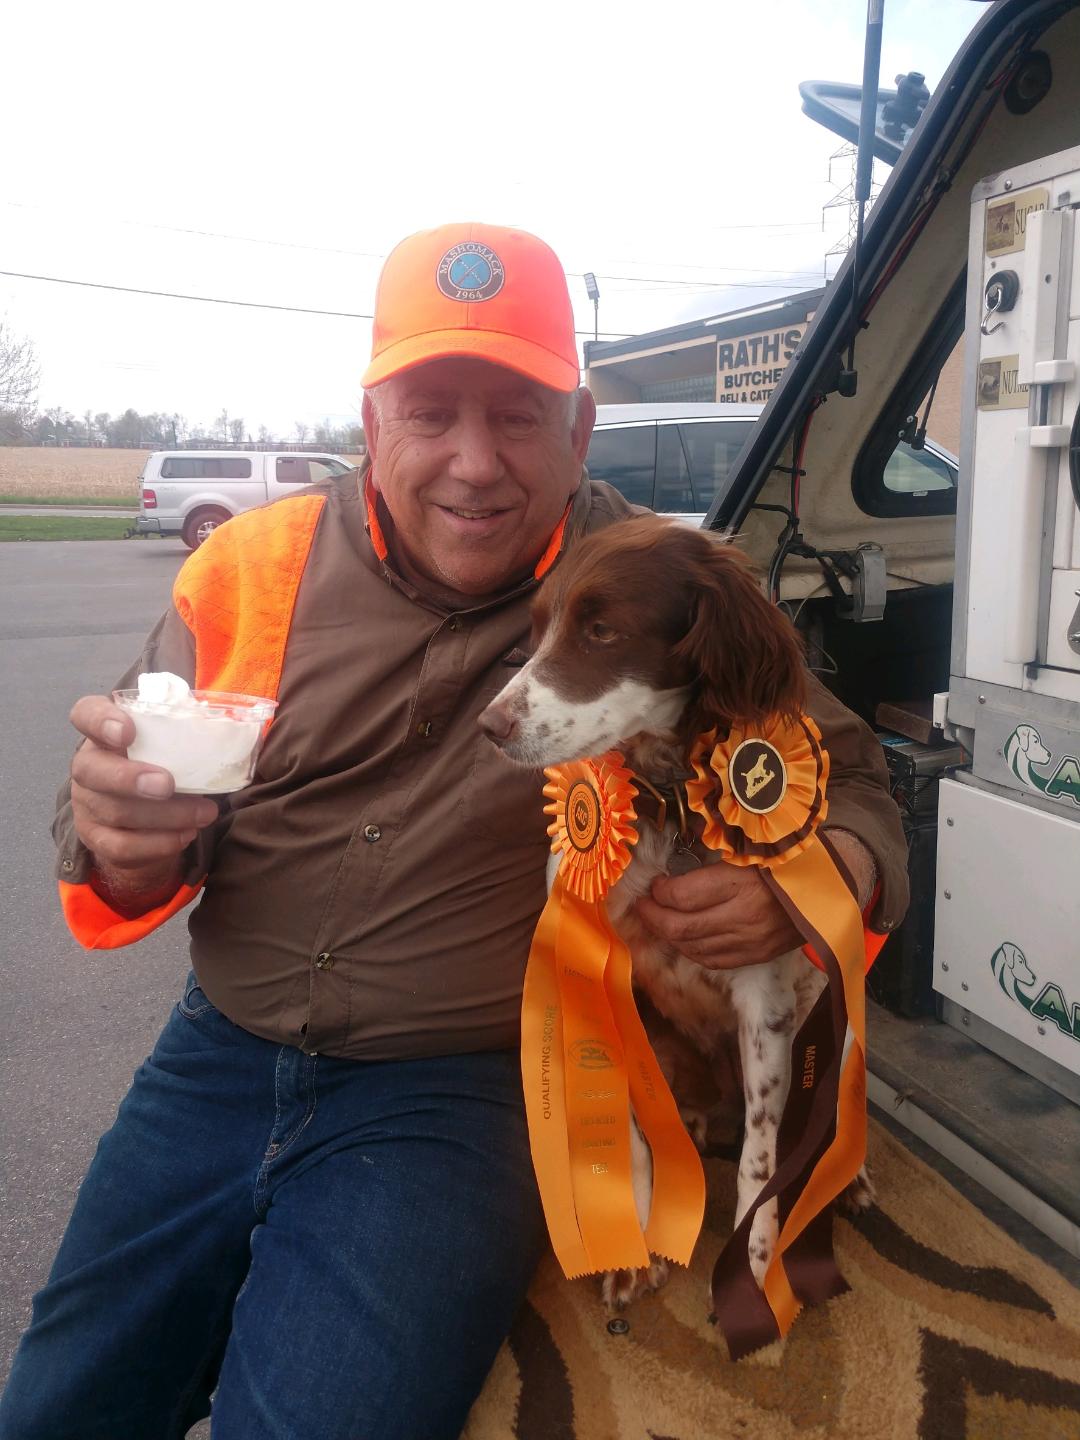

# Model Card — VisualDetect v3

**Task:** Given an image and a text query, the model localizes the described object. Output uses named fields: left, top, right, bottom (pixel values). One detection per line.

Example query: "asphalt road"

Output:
left=0, top=538, right=210, bottom=1426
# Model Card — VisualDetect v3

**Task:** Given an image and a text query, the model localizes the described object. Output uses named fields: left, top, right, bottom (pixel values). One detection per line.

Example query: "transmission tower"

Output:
left=822, top=144, right=880, bottom=281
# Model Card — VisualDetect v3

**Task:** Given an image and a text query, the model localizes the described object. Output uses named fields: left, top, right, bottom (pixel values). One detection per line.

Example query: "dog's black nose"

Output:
left=478, top=699, right=519, bottom=745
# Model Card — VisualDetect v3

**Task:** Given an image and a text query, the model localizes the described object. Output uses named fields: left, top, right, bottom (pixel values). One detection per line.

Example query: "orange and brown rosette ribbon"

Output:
left=687, top=714, right=882, bottom=1358
left=521, top=753, right=706, bottom=1278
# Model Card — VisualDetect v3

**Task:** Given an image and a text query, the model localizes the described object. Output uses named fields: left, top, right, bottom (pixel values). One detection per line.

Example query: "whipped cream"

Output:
left=117, top=672, right=275, bottom=793
left=136, top=671, right=198, bottom=708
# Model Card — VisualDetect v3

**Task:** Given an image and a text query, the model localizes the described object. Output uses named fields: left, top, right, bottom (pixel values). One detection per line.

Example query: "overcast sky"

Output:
left=2, top=0, right=985, bottom=439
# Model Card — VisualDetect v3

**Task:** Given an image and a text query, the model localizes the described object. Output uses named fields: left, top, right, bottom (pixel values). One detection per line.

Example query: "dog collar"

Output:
left=629, top=771, right=706, bottom=873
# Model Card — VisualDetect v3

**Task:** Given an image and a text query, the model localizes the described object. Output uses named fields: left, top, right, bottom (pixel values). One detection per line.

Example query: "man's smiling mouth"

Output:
left=446, top=506, right=501, bottom=519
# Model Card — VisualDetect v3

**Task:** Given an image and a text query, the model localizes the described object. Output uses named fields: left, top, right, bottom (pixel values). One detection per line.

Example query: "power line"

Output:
left=2, top=202, right=841, bottom=287
left=0, top=268, right=374, bottom=319
left=0, top=267, right=629, bottom=338
left=1, top=203, right=392, bottom=262
left=601, top=277, right=818, bottom=291
left=569, top=269, right=824, bottom=286
left=701, top=220, right=825, bottom=231
left=2, top=200, right=830, bottom=261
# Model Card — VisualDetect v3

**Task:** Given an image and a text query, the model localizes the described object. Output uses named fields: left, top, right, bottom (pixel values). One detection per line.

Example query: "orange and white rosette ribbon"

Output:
left=686, top=714, right=878, bottom=1358
left=521, top=752, right=706, bottom=1278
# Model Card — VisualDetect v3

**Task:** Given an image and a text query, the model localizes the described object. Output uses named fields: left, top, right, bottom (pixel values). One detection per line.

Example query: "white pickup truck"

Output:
left=132, top=450, right=356, bottom=548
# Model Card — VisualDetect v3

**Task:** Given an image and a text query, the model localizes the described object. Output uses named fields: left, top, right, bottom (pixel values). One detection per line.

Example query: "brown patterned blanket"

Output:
left=463, top=1119, right=1080, bottom=1440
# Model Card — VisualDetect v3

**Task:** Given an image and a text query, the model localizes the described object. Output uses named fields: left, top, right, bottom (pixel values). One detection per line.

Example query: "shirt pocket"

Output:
left=466, top=667, right=551, bottom=849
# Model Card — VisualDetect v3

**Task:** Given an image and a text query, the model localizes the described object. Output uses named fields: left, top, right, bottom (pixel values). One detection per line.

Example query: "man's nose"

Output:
left=478, top=697, right=520, bottom=746
left=448, top=416, right=502, bottom=488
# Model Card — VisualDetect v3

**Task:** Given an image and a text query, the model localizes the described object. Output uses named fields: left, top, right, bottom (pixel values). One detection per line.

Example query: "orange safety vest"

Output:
left=58, top=493, right=326, bottom=948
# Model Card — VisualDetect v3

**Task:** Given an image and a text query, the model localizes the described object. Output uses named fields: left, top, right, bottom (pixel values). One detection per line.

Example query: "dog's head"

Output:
left=1015, top=724, right=1052, bottom=766
left=479, top=515, right=806, bottom=767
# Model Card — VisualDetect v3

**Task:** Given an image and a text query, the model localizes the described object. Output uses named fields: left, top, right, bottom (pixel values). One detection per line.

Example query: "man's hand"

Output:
left=69, top=696, right=219, bottom=908
left=634, top=830, right=876, bottom=971
left=634, top=864, right=802, bottom=970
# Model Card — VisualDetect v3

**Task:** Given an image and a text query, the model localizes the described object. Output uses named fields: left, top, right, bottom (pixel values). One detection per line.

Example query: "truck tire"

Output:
left=182, top=506, right=231, bottom=550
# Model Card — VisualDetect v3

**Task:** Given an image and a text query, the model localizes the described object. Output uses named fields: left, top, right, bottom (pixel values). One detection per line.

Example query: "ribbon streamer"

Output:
left=686, top=716, right=871, bottom=1358
left=521, top=754, right=705, bottom=1278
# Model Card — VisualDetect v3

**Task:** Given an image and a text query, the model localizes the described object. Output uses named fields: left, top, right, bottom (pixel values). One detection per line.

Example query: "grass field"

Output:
left=0, top=449, right=147, bottom=501
left=0, top=449, right=367, bottom=501
left=0, top=493, right=134, bottom=508
left=0, top=516, right=135, bottom=541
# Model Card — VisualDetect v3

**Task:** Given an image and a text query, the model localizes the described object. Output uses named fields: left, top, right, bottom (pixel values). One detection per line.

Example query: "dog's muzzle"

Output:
left=478, top=693, right=525, bottom=748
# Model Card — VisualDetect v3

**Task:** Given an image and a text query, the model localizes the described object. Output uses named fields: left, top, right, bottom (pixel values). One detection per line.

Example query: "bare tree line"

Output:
left=0, top=321, right=364, bottom=452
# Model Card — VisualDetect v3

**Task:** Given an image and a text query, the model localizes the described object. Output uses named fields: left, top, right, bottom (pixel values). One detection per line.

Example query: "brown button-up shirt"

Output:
left=54, top=470, right=908, bottom=1059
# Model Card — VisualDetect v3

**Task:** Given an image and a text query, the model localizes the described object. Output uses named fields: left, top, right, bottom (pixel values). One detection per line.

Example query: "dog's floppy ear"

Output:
left=675, top=535, right=807, bottom=730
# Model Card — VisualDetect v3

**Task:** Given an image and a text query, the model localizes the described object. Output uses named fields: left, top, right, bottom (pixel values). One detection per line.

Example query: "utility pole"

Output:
left=584, top=273, right=600, bottom=342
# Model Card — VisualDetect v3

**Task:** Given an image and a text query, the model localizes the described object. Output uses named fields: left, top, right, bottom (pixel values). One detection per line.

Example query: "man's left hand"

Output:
left=634, top=830, right=876, bottom=970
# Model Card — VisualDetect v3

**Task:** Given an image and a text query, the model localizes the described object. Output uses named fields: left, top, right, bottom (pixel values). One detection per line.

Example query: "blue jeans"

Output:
left=0, top=974, right=546, bottom=1439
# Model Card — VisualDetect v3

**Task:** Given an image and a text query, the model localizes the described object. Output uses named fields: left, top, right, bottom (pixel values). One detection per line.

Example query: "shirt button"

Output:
left=416, top=720, right=433, bottom=738
left=448, top=617, right=460, bottom=631
left=315, top=952, right=334, bottom=970
left=363, top=824, right=382, bottom=843
left=61, top=858, right=74, bottom=873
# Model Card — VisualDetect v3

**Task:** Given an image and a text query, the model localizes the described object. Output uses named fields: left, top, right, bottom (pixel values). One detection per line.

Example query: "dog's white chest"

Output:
left=604, top=824, right=741, bottom=1055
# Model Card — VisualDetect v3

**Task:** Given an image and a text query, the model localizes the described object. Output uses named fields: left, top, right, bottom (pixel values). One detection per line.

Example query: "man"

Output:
left=0, top=223, right=907, bottom=1439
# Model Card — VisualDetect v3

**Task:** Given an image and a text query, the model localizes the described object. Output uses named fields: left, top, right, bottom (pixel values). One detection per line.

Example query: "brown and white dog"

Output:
left=479, top=516, right=870, bottom=1307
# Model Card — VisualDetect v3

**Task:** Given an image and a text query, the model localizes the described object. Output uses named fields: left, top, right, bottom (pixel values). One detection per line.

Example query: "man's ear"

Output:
left=361, top=391, right=380, bottom=468
left=571, top=386, right=596, bottom=466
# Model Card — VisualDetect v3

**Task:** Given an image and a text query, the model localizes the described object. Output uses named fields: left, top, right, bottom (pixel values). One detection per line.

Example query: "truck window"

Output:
left=852, top=274, right=964, bottom=519
left=160, top=457, right=253, bottom=479
left=883, top=442, right=955, bottom=495
left=585, top=424, right=656, bottom=508
left=276, top=457, right=352, bottom=485
left=679, top=420, right=755, bottom=511
left=655, top=425, right=695, bottom=513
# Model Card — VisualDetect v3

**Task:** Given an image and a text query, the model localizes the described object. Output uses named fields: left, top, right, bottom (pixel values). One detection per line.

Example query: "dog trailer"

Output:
left=936, top=143, right=1080, bottom=1103
left=715, top=0, right=1080, bottom=1260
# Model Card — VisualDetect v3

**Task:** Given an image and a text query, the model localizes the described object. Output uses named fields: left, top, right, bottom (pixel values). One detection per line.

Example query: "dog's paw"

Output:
left=601, top=1257, right=671, bottom=1311
left=838, top=1164, right=876, bottom=1215
left=645, top=1256, right=670, bottom=1293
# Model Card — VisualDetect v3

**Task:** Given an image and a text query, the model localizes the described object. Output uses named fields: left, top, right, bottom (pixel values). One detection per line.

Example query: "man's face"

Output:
left=363, top=357, right=595, bottom=601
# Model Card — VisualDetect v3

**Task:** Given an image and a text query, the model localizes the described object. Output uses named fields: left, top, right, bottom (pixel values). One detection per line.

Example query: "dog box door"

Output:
left=935, top=777, right=1080, bottom=1093
left=963, top=147, right=1080, bottom=695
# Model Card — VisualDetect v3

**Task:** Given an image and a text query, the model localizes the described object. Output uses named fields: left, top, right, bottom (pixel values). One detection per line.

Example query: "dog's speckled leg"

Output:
left=729, top=954, right=803, bottom=1284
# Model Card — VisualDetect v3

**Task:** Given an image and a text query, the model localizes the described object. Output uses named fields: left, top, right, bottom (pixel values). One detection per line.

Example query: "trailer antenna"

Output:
left=837, top=0, right=884, bottom=399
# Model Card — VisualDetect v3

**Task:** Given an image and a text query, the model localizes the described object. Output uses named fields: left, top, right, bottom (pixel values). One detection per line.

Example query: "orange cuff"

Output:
left=59, top=878, right=204, bottom=950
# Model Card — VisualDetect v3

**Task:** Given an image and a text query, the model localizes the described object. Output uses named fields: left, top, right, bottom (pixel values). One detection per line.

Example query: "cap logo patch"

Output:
left=436, top=242, right=505, bottom=303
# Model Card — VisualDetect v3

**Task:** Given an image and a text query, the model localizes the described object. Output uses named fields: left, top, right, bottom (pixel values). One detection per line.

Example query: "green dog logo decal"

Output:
left=1004, top=724, right=1080, bottom=807
left=990, top=941, right=1080, bottom=1042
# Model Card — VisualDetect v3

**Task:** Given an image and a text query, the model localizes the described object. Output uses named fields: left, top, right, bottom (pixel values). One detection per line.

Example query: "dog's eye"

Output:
left=586, top=620, right=618, bottom=644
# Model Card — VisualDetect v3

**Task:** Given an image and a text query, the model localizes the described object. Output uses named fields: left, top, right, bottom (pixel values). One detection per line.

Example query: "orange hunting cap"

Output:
left=361, top=222, right=580, bottom=393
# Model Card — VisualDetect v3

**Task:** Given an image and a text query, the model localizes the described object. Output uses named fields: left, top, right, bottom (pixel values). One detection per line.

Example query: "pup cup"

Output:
left=112, top=672, right=277, bottom=795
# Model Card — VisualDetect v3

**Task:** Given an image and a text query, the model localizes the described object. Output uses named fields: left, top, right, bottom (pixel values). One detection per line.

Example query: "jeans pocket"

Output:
left=178, top=971, right=215, bottom=1018
left=176, top=971, right=242, bottom=1044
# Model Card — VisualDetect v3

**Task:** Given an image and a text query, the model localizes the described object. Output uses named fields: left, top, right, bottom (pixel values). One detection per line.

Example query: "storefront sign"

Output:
left=717, top=324, right=807, bottom=404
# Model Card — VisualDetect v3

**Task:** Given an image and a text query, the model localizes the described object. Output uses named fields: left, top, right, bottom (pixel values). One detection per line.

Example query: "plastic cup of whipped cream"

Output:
left=112, top=672, right=277, bottom=794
